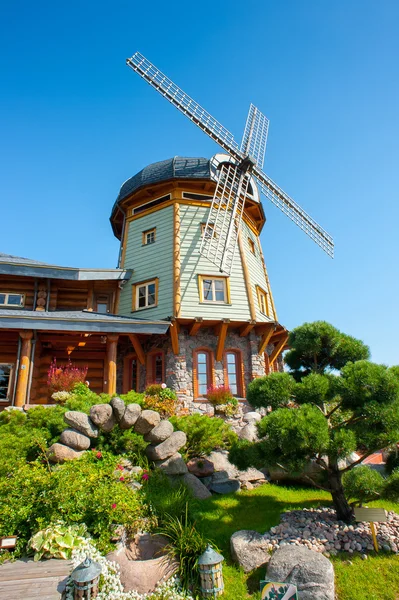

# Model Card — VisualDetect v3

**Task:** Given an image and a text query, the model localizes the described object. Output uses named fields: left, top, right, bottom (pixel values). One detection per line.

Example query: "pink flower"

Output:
left=96, top=451, right=102, bottom=459
left=142, top=473, right=149, bottom=481
left=116, top=464, right=124, bottom=471
left=119, top=476, right=125, bottom=482
left=111, top=503, right=117, bottom=509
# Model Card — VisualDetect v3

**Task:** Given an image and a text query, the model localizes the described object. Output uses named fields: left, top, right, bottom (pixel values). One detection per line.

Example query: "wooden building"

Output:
left=0, top=154, right=288, bottom=410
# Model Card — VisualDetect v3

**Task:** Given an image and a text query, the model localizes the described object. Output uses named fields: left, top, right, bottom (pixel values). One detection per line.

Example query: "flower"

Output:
left=161, top=383, right=167, bottom=389
left=116, top=464, right=124, bottom=471
left=111, top=503, right=117, bottom=509
left=119, top=476, right=125, bottom=482
left=142, top=472, right=149, bottom=481
left=96, top=451, right=102, bottom=459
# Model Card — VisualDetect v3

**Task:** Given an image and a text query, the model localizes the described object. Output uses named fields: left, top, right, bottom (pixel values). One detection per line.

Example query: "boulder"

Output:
left=155, top=452, right=188, bottom=475
left=47, top=443, right=85, bottom=464
left=266, top=545, right=335, bottom=600
left=120, top=404, right=142, bottom=430
left=269, top=460, right=325, bottom=484
left=59, top=428, right=91, bottom=451
left=110, top=397, right=126, bottom=422
left=144, top=420, right=173, bottom=443
left=187, top=457, right=215, bottom=478
left=238, top=423, right=258, bottom=442
left=182, top=473, right=212, bottom=500
left=146, top=431, right=187, bottom=461
left=210, top=479, right=240, bottom=494
left=64, top=411, right=99, bottom=438
left=134, top=410, right=161, bottom=435
left=243, top=412, right=262, bottom=423
left=208, top=450, right=239, bottom=478
left=90, top=404, right=115, bottom=432
left=238, top=468, right=266, bottom=483
left=230, top=530, right=271, bottom=572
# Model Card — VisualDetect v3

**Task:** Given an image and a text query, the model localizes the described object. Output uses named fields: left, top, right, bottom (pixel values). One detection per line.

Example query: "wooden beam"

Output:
left=269, top=333, right=289, bottom=365
left=216, top=320, right=229, bottom=362
left=173, top=203, right=182, bottom=318
left=170, top=321, right=180, bottom=355
left=189, top=318, right=203, bottom=336
left=15, top=331, right=33, bottom=407
left=128, top=334, right=145, bottom=365
left=258, top=323, right=276, bottom=355
left=239, top=320, right=256, bottom=337
left=105, top=334, right=119, bottom=395
left=238, top=230, right=257, bottom=321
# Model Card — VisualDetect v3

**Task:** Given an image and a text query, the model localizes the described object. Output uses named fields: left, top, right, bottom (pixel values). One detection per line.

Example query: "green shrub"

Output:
left=342, top=465, right=385, bottom=505
left=143, top=384, right=178, bottom=417
left=170, top=414, right=237, bottom=459
left=385, top=449, right=399, bottom=474
left=247, top=372, right=295, bottom=410
left=29, top=521, right=87, bottom=560
left=120, top=390, right=145, bottom=406
left=142, top=470, right=195, bottom=522
left=65, top=383, right=111, bottom=413
left=384, top=469, right=399, bottom=501
left=96, top=428, right=149, bottom=466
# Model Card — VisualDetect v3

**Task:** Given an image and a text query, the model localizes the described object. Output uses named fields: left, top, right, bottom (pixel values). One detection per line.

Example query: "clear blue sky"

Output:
left=1, top=1, right=398, bottom=365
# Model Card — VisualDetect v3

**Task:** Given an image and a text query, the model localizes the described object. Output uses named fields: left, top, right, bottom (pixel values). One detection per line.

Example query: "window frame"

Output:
left=123, top=353, right=140, bottom=393
left=132, top=278, right=159, bottom=311
left=95, top=294, right=111, bottom=314
left=223, top=349, right=245, bottom=397
left=0, top=293, right=25, bottom=308
left=200, top=223, right=218, bottom=239
left=146, top=350, right=165, bottom=386
left=193, top=348, right=214, bottom=399
left=142, top=228, right=156, bottom=246
left=248, top=238, right=256, bottom=255
left=198, top=275, right=230, bottom=304
left=0, top=363, right=15, bottom=402
left=256, top=285, right=269, bottom=316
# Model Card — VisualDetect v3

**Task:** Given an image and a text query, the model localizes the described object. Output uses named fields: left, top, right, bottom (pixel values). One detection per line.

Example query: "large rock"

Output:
left=155, top=452, right=188, bottom=475
left=134, top=410, right=161, bottom=435
left=120, top=404, right=142, bottom=430
left=110, top=397, right=126, bottom=422
left=266, top=545, right=335, bottom=600
left=144, top=420, right=173, bottom=443
left=187, top=457, right=215, bottom=478
left=146, top=431, right=186, bottom=461
left=243, top=412, right=262, bottom=423
left=238, top=424, right=258, bottom=442
left=238, top=468, right=266, bottom=483
left=60, top=428, right=91, bottom=451
left=208, top=450, right=239, bottom=478
left=210, top=479, right=240, bottom=494
left=230, top=530, right=271, bottom=572
left=47, top=443, right=85, bottom=464
left=64, top=411, right=99, bottom=438
left=90, top=404, right=115, bottom=432
left=182, top=473, right=212, bottom=500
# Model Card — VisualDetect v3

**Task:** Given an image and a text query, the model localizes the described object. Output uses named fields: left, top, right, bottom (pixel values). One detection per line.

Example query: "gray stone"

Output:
left=59, top=428, right=91, bottom=451
left=266, top=545, right=335, bottom=600
left=269, top=460, right=325, bottom=484
left=182, top=473, right=212, bottom=500
left=238, top=468, right=266, bottom=483
left=90, top=404, right=115, bottom=432
left=64, top=411, right=99, bottom=438
left=134, top=410, right=161, bottom=435
left=146, top=431, right=186, bottom=461
left=144, top=420, right=174, bottom=443
left=208, top=450, right=239, bottom=478
left=120, top=404, right=142, bottom=430
left=47, top=443, right=85, bottom=464
left=110, top=397, right=126, bottom=422
left=243, top=412, right=262, bottom=423
left=210, top=479, right=241, bottom=494
left=187, top=457, right=215, bottom=478
left=238, top=424, right=258, bottom=442
left=230, top=530, right=271, bottom=572
left=155, top=452, right=188, bottom=475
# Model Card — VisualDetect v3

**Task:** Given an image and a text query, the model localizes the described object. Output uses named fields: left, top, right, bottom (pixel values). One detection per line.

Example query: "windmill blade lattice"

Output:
left=241, top=104, right=269, bottom=170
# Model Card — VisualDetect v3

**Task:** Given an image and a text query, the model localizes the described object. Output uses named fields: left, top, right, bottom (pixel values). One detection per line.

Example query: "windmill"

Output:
left=126, top=52, right=334, bottom=275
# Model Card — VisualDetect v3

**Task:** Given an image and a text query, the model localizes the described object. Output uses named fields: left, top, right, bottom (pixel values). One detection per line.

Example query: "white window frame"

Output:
left=133, top=279, right=158, bottom=311
left=0, top=293, right=25, bottom=307
left=198, top=275, right=230, bottom=304
left=0, top=363, right=14, bottom=402
left=142, top=228, right=156, bottom=245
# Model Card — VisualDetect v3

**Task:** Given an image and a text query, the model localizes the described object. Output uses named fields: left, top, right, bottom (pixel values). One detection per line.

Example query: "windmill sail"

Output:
left=241, top=104, right=269, bottom=170
left=200, top=162, right=251, bottom=275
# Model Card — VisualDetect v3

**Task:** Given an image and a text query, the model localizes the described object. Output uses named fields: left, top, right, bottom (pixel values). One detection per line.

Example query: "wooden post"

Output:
left=105, top=334, right=119, bottom=395
left=15, top=331, right=33, bottom=407
left=216, top=320, right=229, bottom=362
left=370, top=521, right=379, bottom=552
left=173, top=202, right=182, bottom=318
left=128, top=334, right=145, bottom=365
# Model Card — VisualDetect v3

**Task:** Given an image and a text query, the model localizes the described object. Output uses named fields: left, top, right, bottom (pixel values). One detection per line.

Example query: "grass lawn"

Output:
left=194, top=483, right=399, bottom=600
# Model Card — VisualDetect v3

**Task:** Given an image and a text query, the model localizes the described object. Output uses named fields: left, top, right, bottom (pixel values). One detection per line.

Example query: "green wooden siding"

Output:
left=179, top=205, right=251, bottom=320
left=118, top=205, right=174, bottom=319
left=241, top=220, right=273, bottom=321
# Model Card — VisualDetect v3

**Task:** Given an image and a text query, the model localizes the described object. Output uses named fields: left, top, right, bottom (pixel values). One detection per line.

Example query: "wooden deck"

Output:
left=0, top=558, right=72, bottom=600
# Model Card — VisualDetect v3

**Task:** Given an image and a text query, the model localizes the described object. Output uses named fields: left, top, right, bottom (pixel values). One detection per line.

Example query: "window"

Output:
left=142, top=228, right=156, bottom=245
left=198, top=276, right=230, bottom=304
left=248, top=238, right=256, bottom=255
left=123, top=353, right=140, bottom=393
left=133, top=278, right=158, bottom=311
left=200, top=223, right=218, bottom=240
left=256, top=286, right=269, bottom=316
left=194, top=349, right=213, bottom=397
left=0, top=364, right=13, bottom=401
left=183, top=192, right=213, bottom=201
left=224, top=351, right=244, bottom=397
left=131, top=194, right=171, bottom=216
left=0, top=293, right=24, bottom=307
left=95, top=294, right=110, bottom=314
left=147, top=351, right=164, bottom=385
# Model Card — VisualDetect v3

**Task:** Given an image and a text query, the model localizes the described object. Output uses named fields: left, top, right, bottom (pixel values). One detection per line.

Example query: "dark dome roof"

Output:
left=115, top=156, right=211, bottom=206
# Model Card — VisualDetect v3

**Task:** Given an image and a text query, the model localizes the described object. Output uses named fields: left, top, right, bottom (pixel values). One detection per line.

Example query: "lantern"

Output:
left=198, top=545, right=224, bottom=598
left=70, top=557, right=102, bottom=599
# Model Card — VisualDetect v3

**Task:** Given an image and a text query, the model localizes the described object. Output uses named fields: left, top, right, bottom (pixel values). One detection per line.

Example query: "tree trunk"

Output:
left=328, top=463, right=353, bottom=523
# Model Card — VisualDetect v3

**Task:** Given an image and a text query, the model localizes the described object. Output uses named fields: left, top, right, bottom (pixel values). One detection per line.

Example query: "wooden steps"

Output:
left=0, top=558, right=72, bottom=599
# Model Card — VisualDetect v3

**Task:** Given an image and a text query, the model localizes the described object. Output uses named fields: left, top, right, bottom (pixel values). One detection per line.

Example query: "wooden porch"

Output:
left=0, top=558, right=72, bottom=599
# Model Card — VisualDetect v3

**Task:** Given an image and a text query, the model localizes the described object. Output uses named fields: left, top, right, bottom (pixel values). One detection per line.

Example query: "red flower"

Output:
left=111, top=503, right=117, bottom=509
left=142, top=473, right=149, bottom=481
left=96, top=451, right=102, bottom=459
left=116, top=464, right=124, bottom=471
left=119, top=476, right=125, bottom=482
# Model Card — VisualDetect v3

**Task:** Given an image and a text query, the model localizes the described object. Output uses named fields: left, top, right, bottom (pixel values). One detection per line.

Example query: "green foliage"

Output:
left=143, top=384, right=178, bottom=417
left=29, top=521, right=87, bottom=560
left=342, top=466, right=385, bottom=505
left=294, top=373, right=333, bottom=407
left=170, top=414, right=237, bottom=459
left=96, top=428, right=149, bottom=465
left=340, top=360, right=399, bottom=410
left=206, top=385, right=234, bottom=406
left=285, top=321, right=370, bottom=377
left=328, top=429, right=357, bottom=461
left=384, top=469, right=399, bottom=502
left=119, top=390, right=145, bottom=406
left=64, top=383, right=111, bottom=413
left=246, top=372, right=295, bottom=410
left=385, top=449, right=399, bottom=474
left=142, top=470, right=195, bottom=522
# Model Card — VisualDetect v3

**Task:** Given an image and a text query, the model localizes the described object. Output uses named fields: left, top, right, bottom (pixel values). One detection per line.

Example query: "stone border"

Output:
left=47, top=398, right=188, bottom=475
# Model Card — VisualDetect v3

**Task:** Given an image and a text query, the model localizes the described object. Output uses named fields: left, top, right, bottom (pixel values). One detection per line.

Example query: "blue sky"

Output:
left=1, top=1, right=398, bottom=364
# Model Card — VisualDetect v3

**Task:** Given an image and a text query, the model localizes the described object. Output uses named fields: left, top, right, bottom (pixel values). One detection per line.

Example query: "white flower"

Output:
left=161, top=383, right=167, bottom=389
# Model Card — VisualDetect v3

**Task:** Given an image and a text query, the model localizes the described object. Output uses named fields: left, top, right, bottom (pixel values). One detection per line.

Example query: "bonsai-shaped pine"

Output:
left=229, top=321, right=399, bottom=522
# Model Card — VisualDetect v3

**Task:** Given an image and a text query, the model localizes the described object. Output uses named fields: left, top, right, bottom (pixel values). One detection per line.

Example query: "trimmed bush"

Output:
left=170, top=414, right=237, bottom=459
